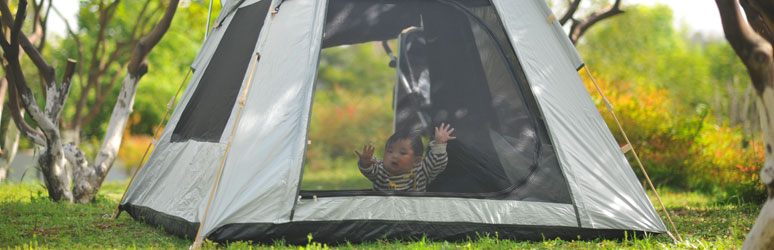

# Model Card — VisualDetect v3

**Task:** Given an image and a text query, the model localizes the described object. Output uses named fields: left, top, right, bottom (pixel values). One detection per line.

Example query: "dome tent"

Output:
left=117, top=0, right=667, bottom=246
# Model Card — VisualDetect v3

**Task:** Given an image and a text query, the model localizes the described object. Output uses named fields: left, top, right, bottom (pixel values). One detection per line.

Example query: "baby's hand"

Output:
left=354, top=144, right=377, bottom=166
left=434, top=123, right=456, bottom=144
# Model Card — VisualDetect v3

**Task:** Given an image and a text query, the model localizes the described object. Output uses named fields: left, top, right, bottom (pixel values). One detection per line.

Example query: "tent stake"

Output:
left=112, top=68, right=192, bottom=220
left=191, top=53, right=261, bottom=249
left=582, top=66, right=683, bottom=242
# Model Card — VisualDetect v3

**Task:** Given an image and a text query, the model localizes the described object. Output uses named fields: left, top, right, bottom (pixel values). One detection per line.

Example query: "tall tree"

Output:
left=0, top=0, right=179, bottom=203
left=715, top=0, right=774, bottom=249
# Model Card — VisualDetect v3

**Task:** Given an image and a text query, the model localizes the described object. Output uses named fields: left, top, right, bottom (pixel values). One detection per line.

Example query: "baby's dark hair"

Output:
left=385, top=130, right=424, bottom=156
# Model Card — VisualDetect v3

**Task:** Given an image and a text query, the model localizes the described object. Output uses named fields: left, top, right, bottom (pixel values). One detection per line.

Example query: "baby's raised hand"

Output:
left=354, top=144, right=377, bottom=166
left=434, top=123, right=457, bottom=144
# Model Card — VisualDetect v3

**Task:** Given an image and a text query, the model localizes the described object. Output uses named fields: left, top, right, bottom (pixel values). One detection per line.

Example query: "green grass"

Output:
left=301, top=158, right=372, bottom=190
left=0, top=180, right=758, bottom=249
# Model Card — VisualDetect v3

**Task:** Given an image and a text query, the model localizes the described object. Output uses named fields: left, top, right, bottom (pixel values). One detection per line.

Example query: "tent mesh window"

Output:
left=304, top=0, right=573, bottom=203
left=171, top=1, right=271, bottom=142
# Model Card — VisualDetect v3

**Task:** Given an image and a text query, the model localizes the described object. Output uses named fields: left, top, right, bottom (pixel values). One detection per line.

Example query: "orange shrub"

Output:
left=581, top=70, right=765, bottom=202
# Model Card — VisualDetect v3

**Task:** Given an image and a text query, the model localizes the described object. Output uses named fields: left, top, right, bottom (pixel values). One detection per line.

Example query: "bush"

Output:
left=581, top=71, right=765, bottom=203
left=304, top=85, right=393, bottom=172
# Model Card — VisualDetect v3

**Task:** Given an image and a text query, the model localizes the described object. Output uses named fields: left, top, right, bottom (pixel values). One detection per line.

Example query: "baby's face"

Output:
left=383, top=139, right=421, bottom=175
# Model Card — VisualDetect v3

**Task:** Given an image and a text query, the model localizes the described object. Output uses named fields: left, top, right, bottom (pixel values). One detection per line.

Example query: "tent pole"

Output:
left=582, top=66, right=683, bottom=242
left=191, top=53, right=261, bottom=249
left=204, top=0, right=214, bottom=42
left=112, top=68, right=192, bottom=219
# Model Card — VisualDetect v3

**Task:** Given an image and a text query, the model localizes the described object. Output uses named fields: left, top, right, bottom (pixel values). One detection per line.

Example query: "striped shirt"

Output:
left=359, top=141, right=448, bottom=192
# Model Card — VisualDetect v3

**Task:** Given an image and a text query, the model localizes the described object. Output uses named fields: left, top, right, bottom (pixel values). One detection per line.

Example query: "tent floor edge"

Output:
left=209, top=220, right=664, bottom=245
left=120, top=203, right=200, bottom=240
left=120, top=203, right=665, bottom=245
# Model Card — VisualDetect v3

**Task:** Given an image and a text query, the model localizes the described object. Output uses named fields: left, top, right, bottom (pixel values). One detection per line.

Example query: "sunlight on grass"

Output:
left=0, top=181, right=189, bottom=249
left=648, top=187, right=714, bottom=209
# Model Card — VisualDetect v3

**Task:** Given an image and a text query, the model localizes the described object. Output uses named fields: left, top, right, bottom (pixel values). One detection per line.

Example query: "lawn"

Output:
left=0, top=181, right=758, bottom=249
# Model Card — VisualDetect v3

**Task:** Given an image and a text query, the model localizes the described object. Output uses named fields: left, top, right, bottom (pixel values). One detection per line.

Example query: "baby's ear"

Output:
left=414, top=155, right=422, bottom=163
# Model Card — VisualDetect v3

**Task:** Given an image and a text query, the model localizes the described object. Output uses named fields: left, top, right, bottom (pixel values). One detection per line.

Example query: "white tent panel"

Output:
left=122, top=141, right=225, bottom=222
left=199, top=0, right=327, bottom=237
left=493, top=0, right=664, bottom=232
left=121, top=0, right=262, bottom=223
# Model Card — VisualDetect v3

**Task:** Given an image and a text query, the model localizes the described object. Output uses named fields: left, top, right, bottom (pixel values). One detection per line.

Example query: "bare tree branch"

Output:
left=37, top=0, right=52, bottom=51
left=98, top=42, right=130, bottom=77
left=718, top=0, right=773, bottom=93
left=2, top=71, right=44, bottom=145
left=81, top=61, right=126, bottom=126
left=2, top=0, right=57, bottom=136
left=26, top=0, right=50, bottom=97
left=568, top=0, right=624, bottom=44
left=559, top=0, right=581, bottom=26
left=51, top=4, right=84, bottom=102
left=0, top=0, right=54, bottom=85
left=0, top=13, right=44, bottom=145
left=46, top=59, right=76, bottom=122
left=129, top=0, right=153, bottom=41
left=127, top=0, right=179, bottom=76
left=72, top=0, right=120, bottom=130
left=741, top=0, right=774, bottom=45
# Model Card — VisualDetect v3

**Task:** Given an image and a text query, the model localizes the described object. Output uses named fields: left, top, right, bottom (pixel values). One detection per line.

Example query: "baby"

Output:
left=355, top=123, right=456, bottom=192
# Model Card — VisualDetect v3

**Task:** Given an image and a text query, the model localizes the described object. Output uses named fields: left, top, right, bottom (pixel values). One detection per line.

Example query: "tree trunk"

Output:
left=745, top=81, right=774, bottom=249
left=39, top=146, right=72, bottom=202
left=716, top=0, right=774, bottom=249
left=71, top=73, right=141, bottom=203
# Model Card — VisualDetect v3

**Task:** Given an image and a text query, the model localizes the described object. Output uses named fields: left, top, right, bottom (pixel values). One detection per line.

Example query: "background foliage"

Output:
left=577, top=5, right=765, bottom=203
left=302, top=42, right=395, bottom=190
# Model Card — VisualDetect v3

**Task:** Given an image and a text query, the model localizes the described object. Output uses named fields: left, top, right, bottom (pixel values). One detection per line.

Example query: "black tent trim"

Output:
left=121, top=203, right=659, bottom=245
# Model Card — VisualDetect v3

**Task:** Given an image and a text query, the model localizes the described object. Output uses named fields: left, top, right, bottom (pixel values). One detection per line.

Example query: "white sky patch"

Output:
left=627, top=0, right=724, bottom=38
left=49, top=1, right=79, bottom=37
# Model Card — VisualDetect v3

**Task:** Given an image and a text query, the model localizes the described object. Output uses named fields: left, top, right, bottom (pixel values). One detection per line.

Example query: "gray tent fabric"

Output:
left=119, top=0, right=667, bottom=244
